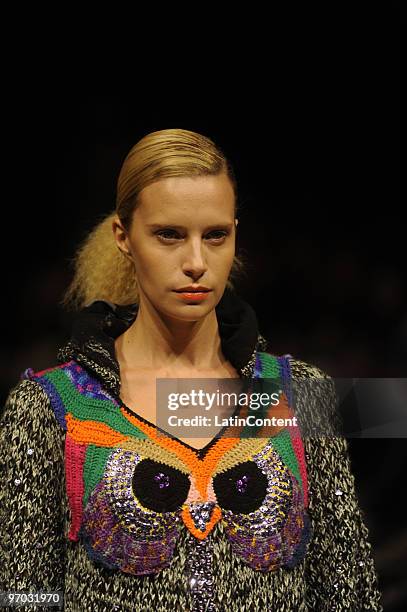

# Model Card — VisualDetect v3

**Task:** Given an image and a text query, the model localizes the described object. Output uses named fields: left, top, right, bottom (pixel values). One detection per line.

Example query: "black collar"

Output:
left=57, top=287, right=268, bottom=394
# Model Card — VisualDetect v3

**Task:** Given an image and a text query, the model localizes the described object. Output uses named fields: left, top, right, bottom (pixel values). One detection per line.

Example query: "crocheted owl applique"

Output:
left=23, top=352, right=312, bottom=576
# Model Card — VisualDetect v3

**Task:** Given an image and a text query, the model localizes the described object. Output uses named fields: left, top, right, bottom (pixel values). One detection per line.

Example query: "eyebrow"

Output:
left=147, top=223, right=234, bottom=231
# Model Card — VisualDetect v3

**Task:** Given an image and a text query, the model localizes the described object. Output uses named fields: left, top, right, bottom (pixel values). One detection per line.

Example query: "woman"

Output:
left=0, top=129, right=383, bottom=611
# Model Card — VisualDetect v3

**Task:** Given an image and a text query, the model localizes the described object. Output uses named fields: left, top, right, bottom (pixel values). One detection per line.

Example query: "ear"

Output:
left=235, top=218, right=239, bottom=227
left=112, top=215, right=132, bottom=258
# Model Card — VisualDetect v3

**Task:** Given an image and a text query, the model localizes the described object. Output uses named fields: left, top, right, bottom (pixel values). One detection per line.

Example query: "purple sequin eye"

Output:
left=133, top=458, right=190, bottom=512
left=154, top=472, right=170, bottom=489
left=236, top=475, right=250, bottom=493
left=213, top=461, right=268, bottom=514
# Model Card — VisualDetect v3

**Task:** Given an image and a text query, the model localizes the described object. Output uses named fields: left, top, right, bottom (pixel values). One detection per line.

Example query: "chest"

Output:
left=32, top=355, right=312, bottom=579
left=119, top=367, right=240, bottom=450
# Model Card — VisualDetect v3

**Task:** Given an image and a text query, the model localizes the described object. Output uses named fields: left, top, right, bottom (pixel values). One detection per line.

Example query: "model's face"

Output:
left=113, top=173, right=237, bottom=321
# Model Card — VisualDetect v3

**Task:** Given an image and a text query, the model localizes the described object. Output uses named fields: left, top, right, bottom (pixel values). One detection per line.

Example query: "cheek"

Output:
left=130, top=249, right=159, bottom=284
left=219, top=244, right=236, bottom=269
left=138, top=256, right=166, bottom=280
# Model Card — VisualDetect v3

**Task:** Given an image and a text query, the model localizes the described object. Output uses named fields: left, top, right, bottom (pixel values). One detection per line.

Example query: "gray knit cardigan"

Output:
left=0, top=349, right=383, bottom=611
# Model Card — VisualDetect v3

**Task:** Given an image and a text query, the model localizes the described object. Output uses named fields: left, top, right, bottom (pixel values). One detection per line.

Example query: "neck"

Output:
left=114, top=296, right=228, bottom=373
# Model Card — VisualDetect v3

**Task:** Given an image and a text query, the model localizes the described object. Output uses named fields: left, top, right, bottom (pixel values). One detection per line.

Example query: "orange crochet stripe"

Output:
left=119, top=407, right=240, bottom=498
left=66, top=412, right=129, bottom=447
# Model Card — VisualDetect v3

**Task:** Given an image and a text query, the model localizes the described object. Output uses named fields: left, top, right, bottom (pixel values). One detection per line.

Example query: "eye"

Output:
left=207, top=230, right=228, bottom=242
left=213, top=461, right=268, bottom=514
left=155, top=229, right=229, bottom=243
left=156, top=229, right=181, bottom=242
left=132, top=458, right=190, bottom=512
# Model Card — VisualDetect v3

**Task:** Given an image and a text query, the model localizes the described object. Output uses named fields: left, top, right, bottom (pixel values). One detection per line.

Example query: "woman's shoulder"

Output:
left=1, top=379, right=63, bottom=452
left=258, top=351, right=339, bottom=432
left=1, top=361, right=72, bottom=431
left=287, top=355, right=333, bottom=381
left=259, top=350, right=333, bottom=380
left=3, top=376, right=51, bottom=414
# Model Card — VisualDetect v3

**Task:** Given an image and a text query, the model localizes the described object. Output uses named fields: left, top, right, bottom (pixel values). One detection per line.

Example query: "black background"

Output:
left=1, top=6, right=405, bottom=609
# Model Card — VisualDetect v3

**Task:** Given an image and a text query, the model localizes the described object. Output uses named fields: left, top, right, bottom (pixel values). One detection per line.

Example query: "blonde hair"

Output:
left=61, top=128, right=247, bottom=311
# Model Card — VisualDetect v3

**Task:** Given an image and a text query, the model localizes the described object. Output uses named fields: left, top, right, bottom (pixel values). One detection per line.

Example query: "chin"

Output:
left=162, top=297, right=215, bottom=322
left=175, top=303, right=214, bottom=319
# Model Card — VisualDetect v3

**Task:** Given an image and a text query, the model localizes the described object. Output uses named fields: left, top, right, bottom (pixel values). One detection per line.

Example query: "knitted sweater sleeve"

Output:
left=0, top=378, right=66, bottom=597
left=289, top=358, right=383, bottom=611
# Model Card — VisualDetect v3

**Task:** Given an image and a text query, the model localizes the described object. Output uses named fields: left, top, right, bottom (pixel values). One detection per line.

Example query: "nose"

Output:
left=181, top=237, right=208, bottom=278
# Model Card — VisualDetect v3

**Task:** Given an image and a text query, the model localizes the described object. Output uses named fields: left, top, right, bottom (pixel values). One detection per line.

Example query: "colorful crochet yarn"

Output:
left=20, top=352, right=310, bottom=579
left=0, top=354, right=383, bottom=611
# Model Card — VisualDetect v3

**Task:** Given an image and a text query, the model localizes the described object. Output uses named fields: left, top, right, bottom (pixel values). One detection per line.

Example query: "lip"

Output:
left=175, top=292, right=210, bottom=302
left=174, top=286, right=212, bottom=293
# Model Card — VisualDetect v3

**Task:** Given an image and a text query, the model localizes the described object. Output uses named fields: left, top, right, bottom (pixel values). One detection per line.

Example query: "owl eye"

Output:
left=132, top=458, right=190, bottom=513
left=213, top=461, right=268, bottom=514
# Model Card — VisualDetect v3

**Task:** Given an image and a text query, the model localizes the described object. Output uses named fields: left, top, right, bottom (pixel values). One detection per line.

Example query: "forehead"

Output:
left=136, top=174, right=235, bottom=220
